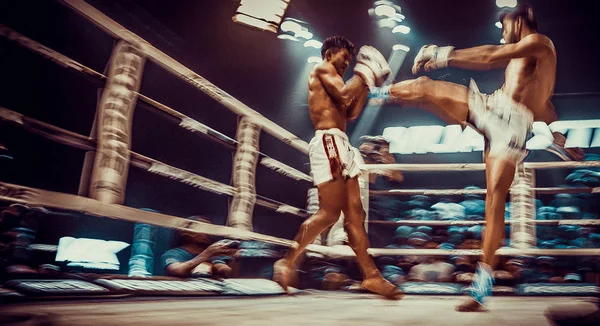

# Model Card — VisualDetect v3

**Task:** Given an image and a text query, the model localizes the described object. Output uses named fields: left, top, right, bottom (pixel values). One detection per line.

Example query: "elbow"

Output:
left=339, top=95, right=353, bottom=107
left=481, top=53, right=495, bottom=65
left=347, top=112, right=359, bottom=121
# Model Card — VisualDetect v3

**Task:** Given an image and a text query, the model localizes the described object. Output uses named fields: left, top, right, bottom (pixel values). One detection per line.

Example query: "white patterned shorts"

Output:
left=467, top=79, right=534, bottom=163
left=309, top=128, right=361, bottom=186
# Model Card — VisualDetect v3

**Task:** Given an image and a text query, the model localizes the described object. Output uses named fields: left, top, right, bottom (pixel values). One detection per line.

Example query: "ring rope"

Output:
left=1, top=182, right=598, bottom=257
left=369, top=219, right=600, bottom=226
left=0, top=106, right=308, bottom=216
left=362, top=161, right=600, bottom=172
left=0, top=24, right=312, bottom=183
left=370, top=248, right=600, bottom=256
left=370, top=187, right=600, bottom=196
left=59, top=0, right=309, bottom=155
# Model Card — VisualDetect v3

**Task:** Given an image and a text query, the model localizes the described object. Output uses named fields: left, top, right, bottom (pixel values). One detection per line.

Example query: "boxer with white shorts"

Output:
left=367, top=3, right=584, bottom=310
left=273, top=36, right=403, bottom=300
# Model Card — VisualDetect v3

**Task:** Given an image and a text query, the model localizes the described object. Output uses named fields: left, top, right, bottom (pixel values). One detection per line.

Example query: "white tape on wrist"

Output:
left=435, top=46, right=455, bottom=69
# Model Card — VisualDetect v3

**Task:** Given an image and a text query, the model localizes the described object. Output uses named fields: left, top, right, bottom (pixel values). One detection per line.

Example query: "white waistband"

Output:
left=314, top=128, right=348, bottom=140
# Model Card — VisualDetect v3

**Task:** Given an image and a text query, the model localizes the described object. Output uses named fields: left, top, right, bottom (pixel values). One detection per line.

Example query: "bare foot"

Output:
left=362, top=275, right=405, bottom=300
left=273, top=259, right=292, bottom=293
left=456, top=297, right=487, bottom=312
left=549, top=132, right=585, bottom=161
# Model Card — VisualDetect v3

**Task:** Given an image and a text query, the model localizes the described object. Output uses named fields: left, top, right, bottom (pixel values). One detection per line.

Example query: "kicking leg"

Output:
left=387, top=76, right=470, bottom=126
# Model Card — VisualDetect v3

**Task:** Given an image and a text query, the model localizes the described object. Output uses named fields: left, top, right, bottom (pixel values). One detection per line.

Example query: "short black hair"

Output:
left=321, top=36, right=356, bottom=59
left=499, top=3, right=537, bottom=31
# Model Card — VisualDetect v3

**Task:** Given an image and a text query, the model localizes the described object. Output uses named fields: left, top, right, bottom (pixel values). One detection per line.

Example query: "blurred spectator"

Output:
left=407, top=256, right=455, bottom=282
left=359, top=136, right=404, bottom=184
left=161, top=216, right=238, bottom=278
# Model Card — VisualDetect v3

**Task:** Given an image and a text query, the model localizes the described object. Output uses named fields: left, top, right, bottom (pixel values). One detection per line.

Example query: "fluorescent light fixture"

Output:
left=307, top=56, right=322, bottom=64
left=496, top=0, right=517, bottom=8
left=392, top=44, right=410, bottom=52
left=304, top=40, right=322, bottom=49
left=233, top=14, right=277, bottom=33
left=277, top=34, right=299, bottom=41
left=392, top=25, right=410, bottom=34
left=495, top=21, right=503, bottom=28
left=233, top=0, right=290, bottom=33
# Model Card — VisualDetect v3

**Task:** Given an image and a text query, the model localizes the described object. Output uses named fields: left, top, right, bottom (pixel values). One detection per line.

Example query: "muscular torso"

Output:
left=501, top=34, right=556, bottom=121
left=308, top=64, right=348, bottom=131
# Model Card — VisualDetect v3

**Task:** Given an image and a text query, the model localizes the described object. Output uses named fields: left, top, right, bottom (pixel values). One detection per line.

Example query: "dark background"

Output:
left=1, top=0, right=598, bottom=275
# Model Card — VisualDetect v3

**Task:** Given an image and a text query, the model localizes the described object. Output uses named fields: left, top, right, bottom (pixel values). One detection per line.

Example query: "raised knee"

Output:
left=415, top=76, right=431, bottom=84
left=395, top=76, right=430, bottom=100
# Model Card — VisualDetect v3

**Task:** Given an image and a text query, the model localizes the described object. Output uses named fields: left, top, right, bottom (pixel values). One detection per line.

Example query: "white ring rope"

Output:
left=362, top=161, right=600, bottom=171
left=371, top=187, right=600, bottom=196
left=369, top=219, right=600, bottom=226
left=0, top=24, right=312, bottom=183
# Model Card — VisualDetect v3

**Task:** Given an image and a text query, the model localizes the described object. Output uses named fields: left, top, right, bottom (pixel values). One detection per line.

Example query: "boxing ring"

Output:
left=1, top=1, right=599, bottom=324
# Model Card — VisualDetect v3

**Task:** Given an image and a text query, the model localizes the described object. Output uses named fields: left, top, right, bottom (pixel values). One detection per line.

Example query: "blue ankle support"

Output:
left=467, top=263, right=494, bottom=304
left=368, top=85, right=391, bottom=102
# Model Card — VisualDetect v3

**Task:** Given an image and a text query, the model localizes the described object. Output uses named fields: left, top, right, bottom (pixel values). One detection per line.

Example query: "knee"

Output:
left=309, top=208, right=341, bottom=227
left=347, top=199, right=365, bottom=217
left=212, top=263, right=233, bottom=278
left=394, top=76, right=430, bottom=100
left=487, top=186, right=509, bottom=204
left=415, top=76, right=432, bottom=84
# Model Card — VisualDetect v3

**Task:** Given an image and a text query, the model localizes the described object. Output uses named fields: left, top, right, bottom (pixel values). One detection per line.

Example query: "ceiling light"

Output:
left=392, top=44, right=410, bottom=52
left=374, top=5, right=396, bottom=17
left=374, top=0, right=394, bottom=6
left=377, top=18, right=398, bottom=29
left=304, top=40, right=322, bottom=49
left=392, top=25, right=410, bottom=34
left=233, top=14, right=278, bottom=33
left=496, top=0, right=517, bottom=8
left=495, top=21, right=503, bottom=28
left=280, top=20, right=302, bottom=34
left=278, top=34, right=299, bottom=41
left=233, top=0, right=290, bottom=33
left=295, top=30, right=313, bottom=40
left=391, top=13, right=405, bottom=22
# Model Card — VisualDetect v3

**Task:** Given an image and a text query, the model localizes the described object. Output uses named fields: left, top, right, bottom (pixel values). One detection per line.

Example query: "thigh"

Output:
left=391, top=78, right=470, bottom=125
left=317, top=176, right=345, bottom=214
left=485, top=155, right=516, bottom=195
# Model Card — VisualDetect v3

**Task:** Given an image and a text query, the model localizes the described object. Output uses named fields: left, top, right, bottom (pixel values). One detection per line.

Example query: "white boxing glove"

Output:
left=412, top=45, right=454, bottom=74
left=354, top=46, right=391, bottom=88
